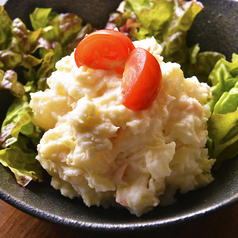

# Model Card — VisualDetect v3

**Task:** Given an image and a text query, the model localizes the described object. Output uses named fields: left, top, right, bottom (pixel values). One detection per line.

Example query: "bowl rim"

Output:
left=1, top=176, right=238, bottom=232
left=1, top=0, right=238, bottom=232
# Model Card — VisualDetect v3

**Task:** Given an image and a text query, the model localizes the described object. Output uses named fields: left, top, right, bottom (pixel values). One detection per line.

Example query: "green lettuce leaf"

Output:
left=0, top=6, right=94, bottom=186
left=107, top=1, right=238, bottom=169
left=0, top=134, right=43, bottom=186
left=29, top=8, right=58, bottom=30
left=213, top=82, right=238, bottom=114
left=206, top=54, right=238, bottom=167
left=0, top=95, right=40, bottom=148
left=125, top=0, right=174, bottom=41
left=0, top=95, right=43, bottom=185
left=30, top=8, right=93, bottom=61
left=185, top=44, right=225, bottom=83
left=208, top=53, right=238, bottom=114
left=207, top=111, right=238, bottom=169
left=0, top=6, right=12, bottom=50
left=0, top=6, right=93, bottom=96
left=107, top=0, right=224, bottom=82
left=0, top=14, right=42, bottom=71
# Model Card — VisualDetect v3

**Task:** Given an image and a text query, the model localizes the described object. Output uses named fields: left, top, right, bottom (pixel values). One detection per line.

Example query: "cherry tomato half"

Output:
left=121, top=48, right=162, bottom=111
left=74, top=29, right=135, bottom=71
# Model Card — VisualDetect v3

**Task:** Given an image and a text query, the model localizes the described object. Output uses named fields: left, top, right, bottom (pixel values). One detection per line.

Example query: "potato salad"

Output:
left=30, top=37, right=215, bottom=216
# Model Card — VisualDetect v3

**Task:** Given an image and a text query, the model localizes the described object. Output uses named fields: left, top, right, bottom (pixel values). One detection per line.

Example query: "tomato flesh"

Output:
left=121, top=48, right=162, bottom=111
left=74, top=29, right=135, bottom=71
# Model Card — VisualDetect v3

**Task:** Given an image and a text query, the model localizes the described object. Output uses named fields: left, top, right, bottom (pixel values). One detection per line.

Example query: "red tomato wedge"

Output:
left=74, top=29, right=135, bottom=72
left=121, top=48, right=162, bottom=111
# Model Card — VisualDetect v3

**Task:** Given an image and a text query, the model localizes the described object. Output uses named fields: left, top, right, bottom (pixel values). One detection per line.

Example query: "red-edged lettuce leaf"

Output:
left=0, top=95, right=41, bottom=148
left=106, top=0, right=224, bottom=82
left=0, top=6, right=93, bottom=186
left=0, top=134, right=43, bottom=186
left=0, top=69, right=25, bottom=97
left=0, top=95, right=43, bottom=185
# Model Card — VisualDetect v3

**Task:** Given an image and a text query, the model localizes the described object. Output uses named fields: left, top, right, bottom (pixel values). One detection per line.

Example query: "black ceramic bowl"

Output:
left=0, top=0, right=238, bottom=233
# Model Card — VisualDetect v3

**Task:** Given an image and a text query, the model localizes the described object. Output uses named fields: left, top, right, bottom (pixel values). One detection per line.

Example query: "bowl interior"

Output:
left=1, top=0, right=238, bottom=231
left=187, top=0, right=238, bottom=61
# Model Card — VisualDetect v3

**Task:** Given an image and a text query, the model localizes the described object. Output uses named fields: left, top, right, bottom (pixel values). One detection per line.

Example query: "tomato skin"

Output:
left=121, top=48, right=162, bottom=111
left=91, top=29, right=135, bottom=53
left=74, top=29, right=135, bottom=71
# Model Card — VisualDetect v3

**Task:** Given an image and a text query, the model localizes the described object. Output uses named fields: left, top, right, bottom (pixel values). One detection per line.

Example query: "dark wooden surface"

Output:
left=0, top=198, right=238, bottom=238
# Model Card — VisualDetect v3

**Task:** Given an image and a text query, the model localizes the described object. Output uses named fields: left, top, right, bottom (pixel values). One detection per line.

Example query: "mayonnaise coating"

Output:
left=30, top=37, right=215, bottom=216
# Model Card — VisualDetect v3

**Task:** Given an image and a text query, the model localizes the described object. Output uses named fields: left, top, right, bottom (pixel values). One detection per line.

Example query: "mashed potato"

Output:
left=30, top=37, right=215, bottom=217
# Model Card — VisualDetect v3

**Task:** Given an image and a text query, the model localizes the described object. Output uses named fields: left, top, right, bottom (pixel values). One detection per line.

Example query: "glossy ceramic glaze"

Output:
left=0, top=0, right=238, bottom=232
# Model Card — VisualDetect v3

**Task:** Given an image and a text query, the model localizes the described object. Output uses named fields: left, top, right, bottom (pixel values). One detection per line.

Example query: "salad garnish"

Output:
left=206, top=54, right=238, bottom=168
left=106, top=0, right=225, bottom=83
left=0, top=6, right=93, bottom=186
left=0, top=0, right=238, bottom=186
